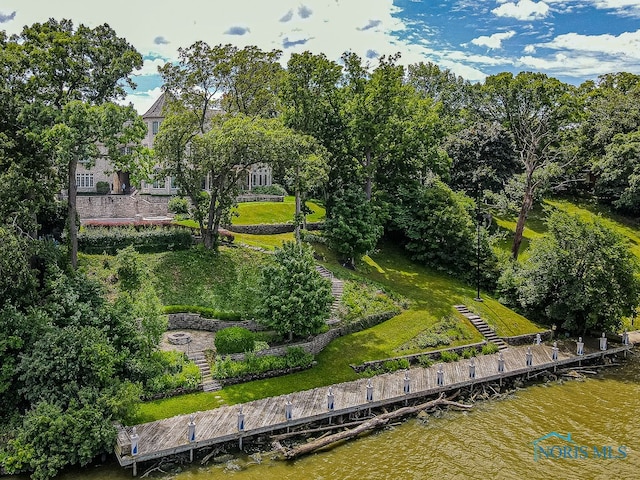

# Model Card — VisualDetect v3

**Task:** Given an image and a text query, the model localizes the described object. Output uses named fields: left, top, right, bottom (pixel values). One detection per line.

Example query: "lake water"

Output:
left=6, top=352, right=640, bottom=480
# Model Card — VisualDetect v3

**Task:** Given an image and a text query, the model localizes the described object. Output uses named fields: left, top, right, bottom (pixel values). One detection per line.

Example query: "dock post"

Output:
left=403, top=371, right=410, bottom=405
left=552, top=341, right=559, bottom=372
left=498, top=352, right=504, bottom=386
left=130, top=427, right=139, bottom=476
left=623, top=331, right=629, bottom=357
left=237, top=406, right=245, bottom=450
left=599, top=332, right=607, bottom=351
left=526, top=347, right=533, bottom=379
left=436, top=364, right=444, bottom=386
left=366, top=379, right=373, bottom=415
left=285, top=396, right=293, bottom=421
left=327, top=388, right=334, bottom=423
left=188, top=414, right=196, bottom=462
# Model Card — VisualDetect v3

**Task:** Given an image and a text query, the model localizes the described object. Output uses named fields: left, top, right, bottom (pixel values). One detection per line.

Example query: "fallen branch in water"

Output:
left=280, top=393, right=472, bottom=459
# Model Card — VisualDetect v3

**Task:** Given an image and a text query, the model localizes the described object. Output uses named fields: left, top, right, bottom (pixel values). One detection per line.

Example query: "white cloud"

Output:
left=471, top=30, right=516, bottom=49
left=118, top=87, right=164, bottom=115
left=517, top=52, right=624, bottom=77
left=591, top=0, right=640, bottom=17
left=134, top=58, right=168, bottom=76
left=540, top=29, right=640, bottom=59
left=492, top=0, right=550, bottom=20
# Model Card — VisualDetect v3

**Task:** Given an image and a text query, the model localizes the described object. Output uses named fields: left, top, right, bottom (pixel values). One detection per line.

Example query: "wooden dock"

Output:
left=115, top=343, right=631, bottom=470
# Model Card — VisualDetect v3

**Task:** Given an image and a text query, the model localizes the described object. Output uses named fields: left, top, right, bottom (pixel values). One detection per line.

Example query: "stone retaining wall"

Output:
left=236, top=194, right=284, bottom=203
left=502, top=330, right=552, bottom=346
left=76, top=194, right=171, bottom=219
left=224, top=222, right=324, bottom=235
left=168, top=313, right=263, bottom=332
left=353, top=341, right=488, bottom=372
left=210, top=310, right=399, bottom=362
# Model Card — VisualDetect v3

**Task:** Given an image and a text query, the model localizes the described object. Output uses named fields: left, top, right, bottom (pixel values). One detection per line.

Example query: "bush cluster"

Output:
left=214, top=326, right=256, bottom=354
left=361, top=357, right=410, bottom=377
left=78, top=226, right=193, bottom=254
left=95, top=181, right=110, bottom=195
left=168, top=197, right=190, bottom=215
left=129, top=350, right=201, bottom=396
left=163, top=305, right=241, bottom=321
left=212, top=347, right=314, bottom=379
left=482, top=343, right=500, bottom=355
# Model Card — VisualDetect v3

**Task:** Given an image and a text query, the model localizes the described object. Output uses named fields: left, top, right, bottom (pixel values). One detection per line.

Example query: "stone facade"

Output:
left=76, top=194, right=172, bottom=219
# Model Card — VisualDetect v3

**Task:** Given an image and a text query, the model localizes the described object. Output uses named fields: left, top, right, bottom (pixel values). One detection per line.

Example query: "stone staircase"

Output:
left=188, top=351, right=222, bottom=392
left=454, top=305, right=509, bottom=351
left=316, top=265, right=344, bottom=325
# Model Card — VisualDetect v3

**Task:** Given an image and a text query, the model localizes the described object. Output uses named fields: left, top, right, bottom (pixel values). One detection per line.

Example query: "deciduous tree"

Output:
left=498, top=211, right=640, bottom=334
left=258, top=241, right=333, bottom=341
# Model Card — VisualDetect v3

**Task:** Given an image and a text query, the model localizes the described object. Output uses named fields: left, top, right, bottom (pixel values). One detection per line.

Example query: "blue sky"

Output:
left=2, top=1, right=639, bottom=113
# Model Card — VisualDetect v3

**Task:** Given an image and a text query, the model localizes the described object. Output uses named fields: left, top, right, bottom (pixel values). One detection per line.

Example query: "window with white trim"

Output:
left=152, top=121, right=159, bottom=135
left=75, top=173, right=94, bottom=188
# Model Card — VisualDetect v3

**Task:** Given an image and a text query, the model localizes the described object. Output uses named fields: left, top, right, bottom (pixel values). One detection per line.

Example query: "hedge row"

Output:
left=78, top=226, right=193, bottom=254
left=163, top=305, right=241, bottom=321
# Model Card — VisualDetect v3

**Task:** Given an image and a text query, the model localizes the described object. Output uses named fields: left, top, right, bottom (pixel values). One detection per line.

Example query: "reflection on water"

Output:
left=6, top=354, right=640, bottom=480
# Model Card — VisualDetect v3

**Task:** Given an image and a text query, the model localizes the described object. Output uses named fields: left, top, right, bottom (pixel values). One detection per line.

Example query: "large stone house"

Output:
left=75, top=93, right=273, bottom=196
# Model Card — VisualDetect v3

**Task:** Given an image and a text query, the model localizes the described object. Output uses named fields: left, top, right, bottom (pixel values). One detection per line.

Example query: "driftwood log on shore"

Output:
left=278, top=393, right=472, bottom=459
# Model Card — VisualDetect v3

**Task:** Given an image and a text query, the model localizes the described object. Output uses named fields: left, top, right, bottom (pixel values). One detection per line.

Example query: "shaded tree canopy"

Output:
left=498, top=211, right=640, bottom=334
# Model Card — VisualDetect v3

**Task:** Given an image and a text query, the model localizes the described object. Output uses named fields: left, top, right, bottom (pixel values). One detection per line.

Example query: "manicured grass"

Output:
left=133, top=241, right=543, bottom=423
left=232, top=232, right=296, bottom=250
left=493, top=197, right=640, bottom=261
left=232, top=196, right=325, bottom=225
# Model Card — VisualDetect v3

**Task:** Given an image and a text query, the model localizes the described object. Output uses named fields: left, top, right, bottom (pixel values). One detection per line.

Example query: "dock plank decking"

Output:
left=116, top=343, right=631, bottom=468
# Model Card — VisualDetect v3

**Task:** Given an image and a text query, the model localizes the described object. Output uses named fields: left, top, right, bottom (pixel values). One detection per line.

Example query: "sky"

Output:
left=2, top=0, right=639, bottom=113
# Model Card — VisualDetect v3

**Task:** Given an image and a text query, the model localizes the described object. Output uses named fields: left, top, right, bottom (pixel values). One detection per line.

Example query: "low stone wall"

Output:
left=502, top=330, right=552, bottom=346
left=167, top=313, right=263, bottom=332
left=76, top=194, right=171, bottom=219
left=353, top=341, right=488, bottom=373
left=225, top=222, right=324, bottom=235
left=223, top=310, right=399, bottom=362
left=236, top=194, right=284, bottom=203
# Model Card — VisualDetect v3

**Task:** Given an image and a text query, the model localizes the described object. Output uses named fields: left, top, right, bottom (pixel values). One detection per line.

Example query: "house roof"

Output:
left=142, top=93, right=166, bottom=119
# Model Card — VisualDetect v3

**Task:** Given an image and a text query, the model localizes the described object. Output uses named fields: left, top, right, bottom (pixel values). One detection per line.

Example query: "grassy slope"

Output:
left=133, top=241, right=542, bottom=423
left=232, top=196, right=325, bottom=225
left=494, top=198, right=640, bottom=261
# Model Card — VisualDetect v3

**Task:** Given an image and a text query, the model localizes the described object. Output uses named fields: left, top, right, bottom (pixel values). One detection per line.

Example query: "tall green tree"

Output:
left=478, top=72, right=577, bottom=259
left=3, top=19, right=144, bottom=268
left=498, top=211, right=640, bottom=334
left=258, top=241, right=333, bottom=341
left=324, top=183, right=384, bottom=268
left=47, top=101, right=145, bottom=268
left=578, top=72, right=640, bottom=213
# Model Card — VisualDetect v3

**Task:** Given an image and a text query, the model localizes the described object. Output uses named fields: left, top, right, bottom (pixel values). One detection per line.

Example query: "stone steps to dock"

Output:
left=188, top=352, right=222, bottom=392
left=454, top=305, right=509, bottom=351
left=316, top=265, right=344, bottom=325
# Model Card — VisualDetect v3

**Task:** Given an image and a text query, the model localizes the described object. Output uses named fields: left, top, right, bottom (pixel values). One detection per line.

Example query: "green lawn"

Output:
left=132, top=241, right=543, bottom=424
left=232, top=196, right=325, bottom=225
left=494, top=198, right=640, bottom=261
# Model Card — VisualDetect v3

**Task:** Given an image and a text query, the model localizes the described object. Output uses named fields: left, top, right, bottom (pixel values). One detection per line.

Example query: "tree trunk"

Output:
left=281, top=393, right=471, bottom=459
left=511, top=181, right=535, bottom=260
left=364, top=150, right=372, bottom=201
left=204, top=179, right=218, bottom=250
left=67, top=158, right=78, bottom=269
left=294, top=187, right=301, bottom=244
